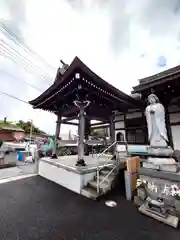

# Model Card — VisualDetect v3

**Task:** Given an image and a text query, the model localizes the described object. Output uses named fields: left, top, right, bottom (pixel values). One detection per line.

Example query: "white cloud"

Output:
left=0, top=0, right=180, bottom=135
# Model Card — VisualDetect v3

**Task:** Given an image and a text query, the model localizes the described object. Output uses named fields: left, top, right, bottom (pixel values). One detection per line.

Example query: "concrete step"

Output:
left=81, top=186, right=98, bottom=200
left=100, top=169, right=116, bottom=176
left=88, top=181, right=111, bottom=195
left=97, top=174, right=114, bottom=183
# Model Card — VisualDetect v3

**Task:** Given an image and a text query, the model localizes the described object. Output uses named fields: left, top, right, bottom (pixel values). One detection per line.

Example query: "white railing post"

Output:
left=96, top=141, right=117, bottom=195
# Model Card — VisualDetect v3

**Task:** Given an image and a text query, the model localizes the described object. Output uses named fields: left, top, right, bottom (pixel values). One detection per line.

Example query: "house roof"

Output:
left=132, top=64, right=180, bottom=93
left=0, top=125, right=24, bottom=132
left=29, top=57, right=143, bottom=119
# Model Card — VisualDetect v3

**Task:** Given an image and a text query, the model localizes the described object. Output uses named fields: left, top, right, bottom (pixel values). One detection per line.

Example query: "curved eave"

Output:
left=29, top=56, right=144, bottom=109
left=29, top=57, right=81, bottom=106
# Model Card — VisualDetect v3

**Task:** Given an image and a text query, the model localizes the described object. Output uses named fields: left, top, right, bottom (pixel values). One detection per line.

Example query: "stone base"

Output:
left=147, top=147, right=173, bottom=157
left=137, top=167, right=180, bottom=217
left=142, top=162, right=179, bottom=173
left=139, top=204, right=179, bottom=228
left=147, top=157, right=176, bottom=165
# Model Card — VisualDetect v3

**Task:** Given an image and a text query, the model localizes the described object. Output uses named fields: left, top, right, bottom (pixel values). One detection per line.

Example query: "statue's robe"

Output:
left=145, top=103, right=168, bottom=147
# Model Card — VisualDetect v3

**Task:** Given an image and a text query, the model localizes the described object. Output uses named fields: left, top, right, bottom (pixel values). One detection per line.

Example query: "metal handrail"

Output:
left=96, top=141, right=117, bottom=195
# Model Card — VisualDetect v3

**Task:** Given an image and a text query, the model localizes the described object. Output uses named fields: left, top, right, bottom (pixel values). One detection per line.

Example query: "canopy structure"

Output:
left=30, top=57, right=143, bottom=120
left=132, top=65, right=180, bottom=105
left=29, top=57, right=143, bottom=166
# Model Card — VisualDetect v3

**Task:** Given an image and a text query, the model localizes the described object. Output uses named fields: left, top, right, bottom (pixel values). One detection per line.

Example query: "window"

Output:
left=116, top=132, right=124, bottom=142
left=127, top=128, right=146, bottom=144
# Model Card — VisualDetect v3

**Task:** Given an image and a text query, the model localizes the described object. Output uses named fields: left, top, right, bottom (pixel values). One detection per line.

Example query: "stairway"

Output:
left=81, top=164, right=118, bottom=200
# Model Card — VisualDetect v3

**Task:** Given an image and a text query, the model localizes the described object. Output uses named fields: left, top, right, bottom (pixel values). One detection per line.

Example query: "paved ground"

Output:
left=0, top=176, right=179, bottom=240
left=0, top=163, right=36, bottom=180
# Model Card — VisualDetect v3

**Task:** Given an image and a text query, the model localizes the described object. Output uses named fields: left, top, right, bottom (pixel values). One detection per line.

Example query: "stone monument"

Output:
left=143, top=93, right=177, bottom=171
left=135, top=94, right=180, bottom=228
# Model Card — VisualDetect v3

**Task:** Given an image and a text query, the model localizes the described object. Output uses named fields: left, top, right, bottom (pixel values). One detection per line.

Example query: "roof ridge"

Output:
left=139, top=64, right=180, bottom=84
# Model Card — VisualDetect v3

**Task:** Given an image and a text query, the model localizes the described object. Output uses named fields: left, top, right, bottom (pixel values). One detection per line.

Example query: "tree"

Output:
left=0, top=119, right=45, bottom=135
left=16, top=120, right=45, bottom=134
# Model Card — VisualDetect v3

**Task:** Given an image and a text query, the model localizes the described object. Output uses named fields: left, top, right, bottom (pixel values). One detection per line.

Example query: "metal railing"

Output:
left=96, top=141, right=118, bottom=195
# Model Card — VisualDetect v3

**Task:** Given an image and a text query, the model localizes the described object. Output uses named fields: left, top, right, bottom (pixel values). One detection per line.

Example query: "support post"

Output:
left=55, top=115, right=61, bottom=139
left=123, top=113, right=128, bottom=153
left=84, top=118, right=90, bottom=156
left=109, top=114, right=115, bottom=155
left=51, top=114, right=61, bottom=159
left=165, top=106, right=174, bottom=149
left=74, top=100, right=90, bottom=166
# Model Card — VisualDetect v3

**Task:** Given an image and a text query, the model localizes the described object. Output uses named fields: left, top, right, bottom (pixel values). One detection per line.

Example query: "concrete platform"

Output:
left=39, top=155, right=126, bottom=195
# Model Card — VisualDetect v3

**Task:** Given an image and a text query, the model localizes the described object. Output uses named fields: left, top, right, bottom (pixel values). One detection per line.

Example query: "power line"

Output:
left=0, top=70, right=43, bottom=92
left=0, top=20, right=56, bottom=73
left=0, top=39, right=53, bottom=81
left=0, top=42, right=52, bottom=85
left=0, top=91, right=29, bottom=104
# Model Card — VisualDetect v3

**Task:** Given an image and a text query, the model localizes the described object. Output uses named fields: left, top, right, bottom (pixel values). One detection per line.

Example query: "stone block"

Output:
left=174, top=200, right=180, bottom=214
left=148, top=147, right=173, bottom=157
left=160, top=164, right=178, bottom=173
left=142, top=162, right=159, bottom=170
left=134, top=196, right=144, bottom=206
left=137, top=188, right=146, bottom=200
left=147, top=157, right=176, bottom=165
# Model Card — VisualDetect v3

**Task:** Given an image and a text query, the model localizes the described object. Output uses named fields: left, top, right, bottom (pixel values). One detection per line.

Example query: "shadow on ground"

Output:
left=0, top=176, right=179, bottom=240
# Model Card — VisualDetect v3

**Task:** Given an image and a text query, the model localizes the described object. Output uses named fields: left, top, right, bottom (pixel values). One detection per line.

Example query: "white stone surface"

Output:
left=147, top=157, right=176, bottom=165
left=39, top=160, right=97, bottom=194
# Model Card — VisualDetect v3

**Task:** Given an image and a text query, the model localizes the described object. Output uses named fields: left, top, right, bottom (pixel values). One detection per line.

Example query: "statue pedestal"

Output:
left=147, top=147, right=174, bottom=157
left=135, top=167, right=180, bottom=227
left=136, top=146, right=180, bottom=227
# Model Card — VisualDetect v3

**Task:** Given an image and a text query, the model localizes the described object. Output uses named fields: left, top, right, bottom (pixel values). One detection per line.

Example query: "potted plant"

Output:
left=170, top=184, right=180, bottom=213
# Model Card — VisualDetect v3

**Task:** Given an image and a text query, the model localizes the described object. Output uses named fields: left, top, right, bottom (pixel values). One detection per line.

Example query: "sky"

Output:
left=0, top=0, right=180, bottom=135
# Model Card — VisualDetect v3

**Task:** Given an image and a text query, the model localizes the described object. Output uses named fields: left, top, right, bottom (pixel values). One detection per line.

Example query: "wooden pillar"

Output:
left=165, top=106, right=174, bottom=149
left=109, top=115, right=115, bottom=143
left=109, top=115, right=115, bottom=155
left=84, top=118, right=90, bottom=156
left=55, top=115, right=61, bottom=139
left=51, top=114, right=61, bottom=159
left=142, top=111, right=148, bottom=145
left=76, top=104, right=86, bottom=166
left=123, top=113, right=128, bottom=152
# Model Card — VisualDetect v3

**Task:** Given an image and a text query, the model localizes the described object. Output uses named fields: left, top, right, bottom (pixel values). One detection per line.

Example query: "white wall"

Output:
left=169, top=113, right=180, bottom=123
left=115, top=121, right=124, bottom=129
left=171, top=125, right=180, bottom=150
left=169, top=112, right=180, bottom=150
left=39, top=161, right=96, bottom=194
left=126, top=112, right=142, bottom=119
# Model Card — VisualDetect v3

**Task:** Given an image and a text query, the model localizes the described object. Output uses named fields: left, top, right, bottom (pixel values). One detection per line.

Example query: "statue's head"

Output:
left=147, top=94, right=159, bottom=105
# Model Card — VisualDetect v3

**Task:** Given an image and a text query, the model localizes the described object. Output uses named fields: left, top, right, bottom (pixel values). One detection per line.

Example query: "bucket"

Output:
left=17, top=151, right=23, bottom=161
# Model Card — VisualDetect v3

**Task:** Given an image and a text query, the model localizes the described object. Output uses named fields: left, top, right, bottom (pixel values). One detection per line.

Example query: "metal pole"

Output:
left=29, top=120, right=33, bottom=145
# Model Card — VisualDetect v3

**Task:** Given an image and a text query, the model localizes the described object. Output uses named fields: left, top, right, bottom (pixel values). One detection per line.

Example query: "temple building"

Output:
left=29, top=57, right=143, bottom=165
left=29, top=56, right=180, bottom=199
left=132, top=65, right=180, bottom=150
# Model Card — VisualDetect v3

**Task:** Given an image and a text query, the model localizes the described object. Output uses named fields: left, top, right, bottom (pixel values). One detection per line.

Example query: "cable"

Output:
left=0, top=20, right=56, bottom=73
left=0, top=91, right=29, bottom=104
left=0, top=43, right=52, bottom=85
left=0, top=70, right=43, bottom=92
left=0, top=39, right=53, bottom=81
left=0, top=49, right=51, bottom=86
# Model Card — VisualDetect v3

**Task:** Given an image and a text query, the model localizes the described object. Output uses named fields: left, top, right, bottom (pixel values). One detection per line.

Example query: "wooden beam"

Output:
left=60, top=120, right=78, bottom=126
left=62, top=116, right=78, bottom=122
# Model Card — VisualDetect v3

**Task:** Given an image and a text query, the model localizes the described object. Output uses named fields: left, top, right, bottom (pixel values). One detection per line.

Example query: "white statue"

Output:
left=145, top=94, right=168, bottom=148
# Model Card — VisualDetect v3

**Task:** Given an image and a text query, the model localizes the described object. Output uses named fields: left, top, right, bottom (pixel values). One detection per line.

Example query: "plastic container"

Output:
left=17, top=151, right=23, bottom=161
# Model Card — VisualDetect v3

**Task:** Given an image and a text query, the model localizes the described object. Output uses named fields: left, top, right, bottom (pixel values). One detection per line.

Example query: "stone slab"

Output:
left=147, top=147, right=173, bottom=157
left=139, top=204, right=179, bottom=228
left=142, top=162, right=178, bottom=173
left=138, top=168, right=180, bottom=182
